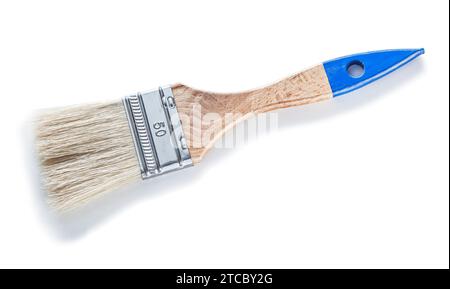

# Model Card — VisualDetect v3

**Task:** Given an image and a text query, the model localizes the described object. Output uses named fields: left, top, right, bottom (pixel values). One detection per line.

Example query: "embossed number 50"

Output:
left=153, top=122, right=167, bottom=137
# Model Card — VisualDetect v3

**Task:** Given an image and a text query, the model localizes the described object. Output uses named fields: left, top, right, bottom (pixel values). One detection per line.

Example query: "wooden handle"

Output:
left=173, top=64, right=333, bottom=163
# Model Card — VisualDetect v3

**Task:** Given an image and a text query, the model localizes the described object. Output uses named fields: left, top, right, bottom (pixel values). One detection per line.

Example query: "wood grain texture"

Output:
left=172, top=64, right=333, bottom=164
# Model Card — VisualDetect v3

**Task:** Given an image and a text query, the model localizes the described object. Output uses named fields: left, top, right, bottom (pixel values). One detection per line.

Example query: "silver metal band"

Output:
left=123, top=86, right=192, bottom=179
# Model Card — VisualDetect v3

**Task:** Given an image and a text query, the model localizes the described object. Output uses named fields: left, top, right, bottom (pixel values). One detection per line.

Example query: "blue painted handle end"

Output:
left=323, top=49, right=424, bottom=97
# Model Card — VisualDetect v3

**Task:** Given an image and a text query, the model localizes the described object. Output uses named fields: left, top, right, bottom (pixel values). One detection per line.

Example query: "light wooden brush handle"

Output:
left=173, top=64, right=333, bottom=163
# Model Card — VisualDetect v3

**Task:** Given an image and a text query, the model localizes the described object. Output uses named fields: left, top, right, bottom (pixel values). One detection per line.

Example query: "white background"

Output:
left=0, top=0, right=448, bottom=269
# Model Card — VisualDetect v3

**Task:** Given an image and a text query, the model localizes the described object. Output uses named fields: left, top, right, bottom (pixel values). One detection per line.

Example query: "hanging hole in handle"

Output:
left=346, top=60, right=365, bottom=78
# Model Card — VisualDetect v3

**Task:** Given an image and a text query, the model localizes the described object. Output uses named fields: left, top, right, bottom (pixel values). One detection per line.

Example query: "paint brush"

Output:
left=35, top=49, right=424, bottom=211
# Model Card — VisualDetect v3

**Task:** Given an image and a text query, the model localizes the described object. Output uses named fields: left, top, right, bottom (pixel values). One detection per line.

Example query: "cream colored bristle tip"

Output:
left=35, top=101, right=141, bottom=212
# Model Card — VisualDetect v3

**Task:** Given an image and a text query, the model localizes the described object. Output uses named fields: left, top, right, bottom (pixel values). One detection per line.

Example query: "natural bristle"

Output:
left=35, top=101, right=141, bottom=211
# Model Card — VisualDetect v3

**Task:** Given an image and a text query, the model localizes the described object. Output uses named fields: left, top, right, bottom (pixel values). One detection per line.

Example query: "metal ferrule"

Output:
left=123, top=86, right=192, bottom=179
